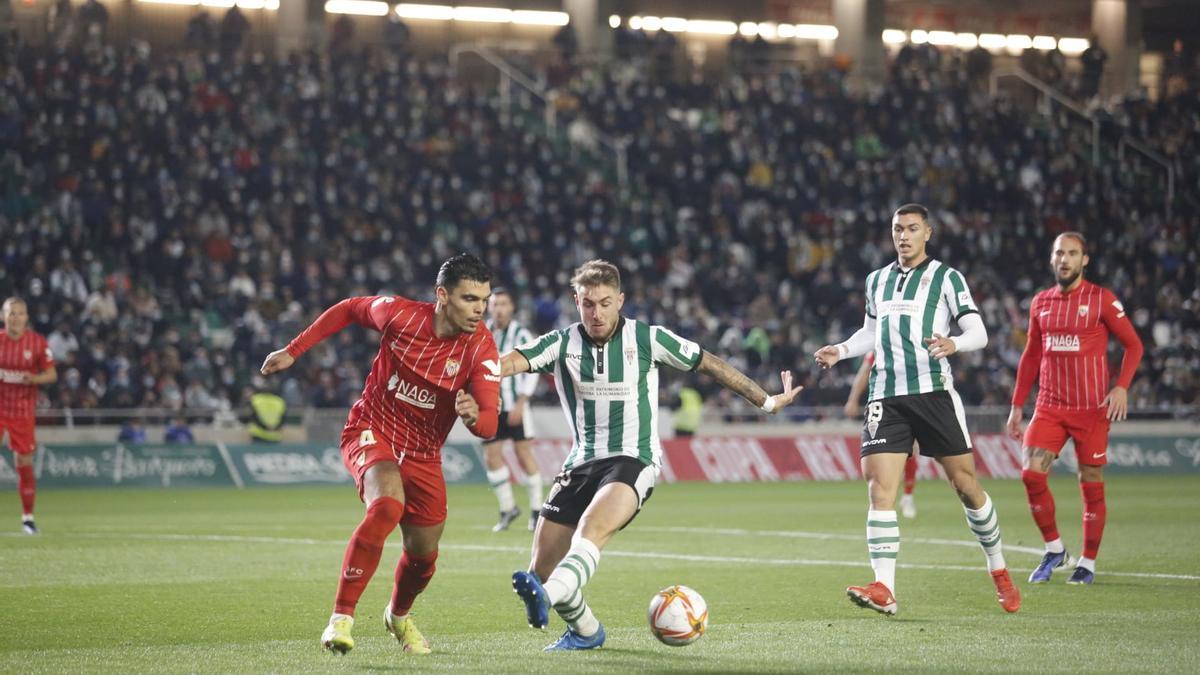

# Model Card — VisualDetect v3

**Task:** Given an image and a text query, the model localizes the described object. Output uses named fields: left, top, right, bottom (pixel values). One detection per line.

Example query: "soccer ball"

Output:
left=647, top=585, right=708, bottom=646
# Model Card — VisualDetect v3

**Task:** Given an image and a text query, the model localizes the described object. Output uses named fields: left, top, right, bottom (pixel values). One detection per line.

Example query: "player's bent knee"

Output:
left=366, top=495, right=405, bottom=524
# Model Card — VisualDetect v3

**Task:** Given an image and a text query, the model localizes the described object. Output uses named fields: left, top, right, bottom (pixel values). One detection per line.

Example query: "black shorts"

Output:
left=540, top=455, right=659, bottom=529
left=861, top=391, right=972, bottom=458
left=485, top=417, right=532, bottom=443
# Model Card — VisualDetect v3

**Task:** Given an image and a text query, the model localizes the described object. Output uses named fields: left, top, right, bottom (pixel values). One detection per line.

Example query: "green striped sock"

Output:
left=965, top=494, right=1007, bottom=572
left=544, top=538, right=600, bottom=606
left=867, top=510, right=899, bottom=592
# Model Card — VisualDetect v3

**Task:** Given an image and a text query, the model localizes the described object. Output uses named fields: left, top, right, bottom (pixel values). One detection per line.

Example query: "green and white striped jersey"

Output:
left=488, top=319, right=538, bottom=412
left=516, top=317, right=702, bottom=470
left=864, top=257, right=980, bottom=401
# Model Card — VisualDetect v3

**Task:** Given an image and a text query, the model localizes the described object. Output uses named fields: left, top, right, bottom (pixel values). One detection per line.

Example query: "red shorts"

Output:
left=340, top=425, right=447, bottom=527
left=0, top=417, right=36, bottom=455
left=1024, top=407, right=1111, bottom=466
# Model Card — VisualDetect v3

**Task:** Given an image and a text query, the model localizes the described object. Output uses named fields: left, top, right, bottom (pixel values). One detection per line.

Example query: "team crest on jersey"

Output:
left=1078, top=305, right=1089, bottom=317
left=920, top=276, right=931, bottom=289
left=443, top=358, right=460, bottom=377
left=22, top=350, right=31, bottom=360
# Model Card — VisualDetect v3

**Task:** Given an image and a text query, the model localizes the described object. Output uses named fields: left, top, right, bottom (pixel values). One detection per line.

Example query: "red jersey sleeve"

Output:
left=1100, top=289, right=1144, bottom=389
left=1011, top=298, right=1043, bottom=407
left=286, top=296, right=400, bottom=358
left=35, top=334, right=54, bottom=372
left=464, top=338, right=501, bottom=439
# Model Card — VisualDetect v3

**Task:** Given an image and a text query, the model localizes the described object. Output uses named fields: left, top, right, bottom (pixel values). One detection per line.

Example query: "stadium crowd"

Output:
left=0, top=36, right=1195, bottom=423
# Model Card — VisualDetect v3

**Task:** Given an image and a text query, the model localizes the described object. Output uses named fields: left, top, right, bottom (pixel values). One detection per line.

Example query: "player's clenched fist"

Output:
left=455, top=389, right=479, bottom=427
left=260, top=348, right=295, bottom=375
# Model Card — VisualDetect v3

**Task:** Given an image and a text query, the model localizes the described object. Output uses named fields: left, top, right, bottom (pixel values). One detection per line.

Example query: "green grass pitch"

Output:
left=2, top=475, right=1198, bottom=673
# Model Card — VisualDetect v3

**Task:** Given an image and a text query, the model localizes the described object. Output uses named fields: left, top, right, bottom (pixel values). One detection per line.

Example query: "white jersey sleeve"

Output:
left=650, top=326, right=703, bottom=372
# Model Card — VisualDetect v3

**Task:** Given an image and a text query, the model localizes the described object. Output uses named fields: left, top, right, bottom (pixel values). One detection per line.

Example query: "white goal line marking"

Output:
left=4, top=531, right=1198, bottom=581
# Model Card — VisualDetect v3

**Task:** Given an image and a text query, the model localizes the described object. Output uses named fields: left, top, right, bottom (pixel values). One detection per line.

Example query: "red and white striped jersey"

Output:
left=286, top=296, right=500, bottom=462
left=1011, top=280, right=1144, bottom=411
left=0, top=329, right=54, bottom=419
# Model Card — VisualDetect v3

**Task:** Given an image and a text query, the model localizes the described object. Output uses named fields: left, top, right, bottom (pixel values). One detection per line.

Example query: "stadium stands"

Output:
left=1, top=41, right=1195, bottom=420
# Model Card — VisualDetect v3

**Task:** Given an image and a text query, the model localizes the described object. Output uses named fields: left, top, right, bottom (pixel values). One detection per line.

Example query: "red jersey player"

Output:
left=260, top=254, right=500, bottom=655
left=1006, top=233, right=1144, bottom=585
left=1, top=297, right=57, bottom=535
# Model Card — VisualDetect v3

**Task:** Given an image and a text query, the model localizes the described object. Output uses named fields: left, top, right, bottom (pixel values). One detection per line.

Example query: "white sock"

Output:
left=1045, top=537, right=1065, bottom=554
left=558, top=595, right=600, bottom=637
left=544, top=538, right=600, bottom=606
left=1077, top=557, right=1096, bottom=572
left=867, top=510, right=899, bottom=592
left=486, top=467, right=516, bottom=512
left=526, top=472, right=544, bottom=512
left=965, top=494, right=1007, bottom=572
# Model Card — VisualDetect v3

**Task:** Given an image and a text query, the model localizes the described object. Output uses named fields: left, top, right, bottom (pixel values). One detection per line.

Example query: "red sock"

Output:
left=903, top=456, right=917, bottom=495
left=16, top=465, right=35, bottom=516
left=390, top=548, right=439, bottom=617
left=1080, top=481, right=1107, bottom=560
left=333, top=497, right=404, bottom=616
left=1021, top=469, right=1059, bottom=542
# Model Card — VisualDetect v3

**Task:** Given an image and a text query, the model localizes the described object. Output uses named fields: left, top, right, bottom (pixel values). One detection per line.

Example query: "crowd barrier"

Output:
left=2, top=433, right=1198, bottom=489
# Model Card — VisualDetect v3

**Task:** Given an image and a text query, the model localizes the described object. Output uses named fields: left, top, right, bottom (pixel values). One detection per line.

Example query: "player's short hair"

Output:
left=1056, top=231, right=1089, bottom=255
left=894, top=203, right=930, bottom=222
left=436, top=253, right=493, bottom=291
left=490, top=286, right=511, bottom=299
left=2, top=296, right=26, bottom=310
left=571, top=259, right=621, bottom=292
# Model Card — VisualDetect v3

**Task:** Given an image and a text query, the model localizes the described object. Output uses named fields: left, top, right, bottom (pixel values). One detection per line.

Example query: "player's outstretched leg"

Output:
left=1069, top=480, right=1105, bottom=585
left=963, top=494, right=1020, bottom=613
left=847, top=509, right=899, bottom=616
left=1022, top=467, right=1072, bottom=583
left=322, top=495, right=405, bottom=653
left=385, top=548, right=437, bottom=653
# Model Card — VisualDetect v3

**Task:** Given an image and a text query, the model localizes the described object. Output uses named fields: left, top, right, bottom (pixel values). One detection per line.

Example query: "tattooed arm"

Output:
left=695, top=351, right=802, bottom=414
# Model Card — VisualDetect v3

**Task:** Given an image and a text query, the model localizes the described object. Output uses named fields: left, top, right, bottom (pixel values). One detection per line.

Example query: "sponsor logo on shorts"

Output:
left=863, top=438, right=890, bottom=447
left=1046, top=334, right=1080, bottom=352
left=542, top=503, right=560, bottom=512
left=1091, top=452, right=1106, bottom=460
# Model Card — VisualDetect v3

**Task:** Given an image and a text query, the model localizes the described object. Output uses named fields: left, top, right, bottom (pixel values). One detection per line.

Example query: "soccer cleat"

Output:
left=384, top=607, right=432, bottom=654
left=1066, top=566, right=1095, bottom=585
left=899, top=495, right=917, bottom=519
left=492, top=507, right=522, bottom=533
left=544, top=623, right=606, bottom=651
left=991, top=569, right=1021, bottom=613
left=21, top=518, right=38, bottom=535
left=512, top=570, right=550, bottom=629
left=321, top=615, right=354, bottom=654
left=846, top=582, right=897, bottom=616
left=1028, top=549, right=1073, bottom=583
left=528, top=513, right=539, bottom=533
